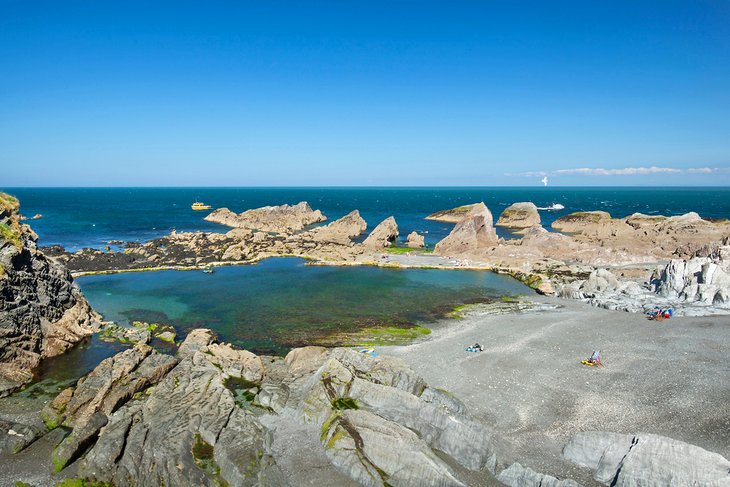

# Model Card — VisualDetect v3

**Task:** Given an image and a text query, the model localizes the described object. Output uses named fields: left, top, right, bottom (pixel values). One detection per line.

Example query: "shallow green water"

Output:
left=78, top=257, right=530, bottom=354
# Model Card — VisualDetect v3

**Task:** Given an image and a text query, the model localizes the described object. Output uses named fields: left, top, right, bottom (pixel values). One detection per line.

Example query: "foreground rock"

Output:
left=0, top=192, right=100, bottom=397
left=434, top=203, right=498, bottom=255
left=205, top=201, right=326, bottom=234
left=496, top=202, right=541, bottom=229
left=563, top=431, right=730, bottom=486
left=37, top=334, right=497, bottom=486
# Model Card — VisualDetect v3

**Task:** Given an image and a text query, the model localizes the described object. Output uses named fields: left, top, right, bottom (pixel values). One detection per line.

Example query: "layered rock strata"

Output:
left=0, top=192, right=99, bottom=397
left=35, top=334, right=497, bottom=486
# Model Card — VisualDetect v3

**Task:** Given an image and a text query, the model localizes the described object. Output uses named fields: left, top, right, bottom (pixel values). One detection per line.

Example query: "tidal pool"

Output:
left=78, top=257, right=531, bottom=354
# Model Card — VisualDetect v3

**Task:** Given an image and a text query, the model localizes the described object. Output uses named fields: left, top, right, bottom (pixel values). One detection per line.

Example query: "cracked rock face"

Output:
left=496, top=463, right=581, bottom=487
left=0, top=192, right=100, bottom=397
left=563, top=431, right=730, bottom=486
left=38, top=335, right=497, bottom=486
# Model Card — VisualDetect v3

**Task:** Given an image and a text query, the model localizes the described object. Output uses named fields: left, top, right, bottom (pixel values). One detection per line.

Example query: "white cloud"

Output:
left=508, top=166, right=720, bottom=177
left=555, top=166, right=681, bottom=176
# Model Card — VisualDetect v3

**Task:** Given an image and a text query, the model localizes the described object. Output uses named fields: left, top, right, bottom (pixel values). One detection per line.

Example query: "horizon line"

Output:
left=4, top=184, right=730, bottom=189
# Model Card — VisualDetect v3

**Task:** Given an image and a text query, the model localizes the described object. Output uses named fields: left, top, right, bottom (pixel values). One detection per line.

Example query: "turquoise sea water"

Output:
left=78, top=258, right=530, bottom=355
left=5, top=187, right=730, bottom=251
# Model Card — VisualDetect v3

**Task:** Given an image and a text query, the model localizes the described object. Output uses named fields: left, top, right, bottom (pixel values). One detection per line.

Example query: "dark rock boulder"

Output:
left=0, top=192, right=100, bottom=397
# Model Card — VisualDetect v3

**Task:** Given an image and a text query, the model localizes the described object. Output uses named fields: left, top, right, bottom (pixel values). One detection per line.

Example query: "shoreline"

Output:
left=379, top=296, right=730, bottom=484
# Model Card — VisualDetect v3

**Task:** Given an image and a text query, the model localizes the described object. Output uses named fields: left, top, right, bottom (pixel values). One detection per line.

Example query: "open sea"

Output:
left=4, top=187, right=730, bottom=251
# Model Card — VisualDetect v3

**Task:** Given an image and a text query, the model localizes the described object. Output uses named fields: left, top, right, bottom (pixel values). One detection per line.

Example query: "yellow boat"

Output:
left=191, top=201, right=212, bottom=211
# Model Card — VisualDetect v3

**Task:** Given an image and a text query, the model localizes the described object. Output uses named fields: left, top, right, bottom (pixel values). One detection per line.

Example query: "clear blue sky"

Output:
left=2, top=1, right=729, bottom=186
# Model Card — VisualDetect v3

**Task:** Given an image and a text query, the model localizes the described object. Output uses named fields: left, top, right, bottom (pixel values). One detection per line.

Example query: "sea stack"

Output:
left=496, top=202, right=541, bottom=229
left=434, top=202, right=498, bottom=255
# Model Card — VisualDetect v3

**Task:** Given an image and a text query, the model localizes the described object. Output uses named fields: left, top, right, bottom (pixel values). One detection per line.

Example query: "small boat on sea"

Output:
left=202, top=267, right=215, bottom=274
left=191, top=201, right=212, bottom=211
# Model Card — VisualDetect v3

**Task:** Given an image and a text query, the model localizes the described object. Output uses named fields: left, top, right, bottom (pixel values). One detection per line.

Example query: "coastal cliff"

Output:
left=0, top=193, right=100, bottom=397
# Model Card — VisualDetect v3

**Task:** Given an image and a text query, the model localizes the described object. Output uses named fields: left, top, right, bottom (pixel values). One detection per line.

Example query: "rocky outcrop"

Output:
left=563, top=431, right=730, bottom=486
left=552, top=211, right=730, bottom=260
left=434, top=203, right=498, bottom=255
left=496, top=202, right=541, bottom=229
left=38, top=336, right=497, bottom=486
left=52, top=204, right=373, bottom=272
left=0, top=192, right=100, bottom=397
left=41, top=332, right=283, bottom=486
left=551, top=211, right=612, bottom=234
left=425, top=204, right=481, bottom=223
left=362, top=217, right=399, bottom=249
left=406, top=231, right=425, bottom=248
left=205, top=201, right=326, bottom=234
left=298, top=210, right=367, bottom=244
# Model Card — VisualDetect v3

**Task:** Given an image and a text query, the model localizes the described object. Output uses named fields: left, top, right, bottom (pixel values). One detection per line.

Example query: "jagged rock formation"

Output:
left=556, top=244, right=730, bottom=315
left=425, top=204, right=481, bottom=223
left=0, top=192, right=99, bottom=397
left=36, top=336, right=497, bottom=486
left=406, top=231, right=425, bottom=248
left=563, top=431, right=730, bottom=486
left=362, top=217, right=399, bottom=249
left=434, top=203, right=498, bottom=255
left=205, top=201, right=326, bottom=234
left=496, top=463, right=581, bottom=487
left=649, top=247, right=730, bottom=306
left=496, top=202, right=541, bottom=229
left=552, top=211, right=730, bottom=259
